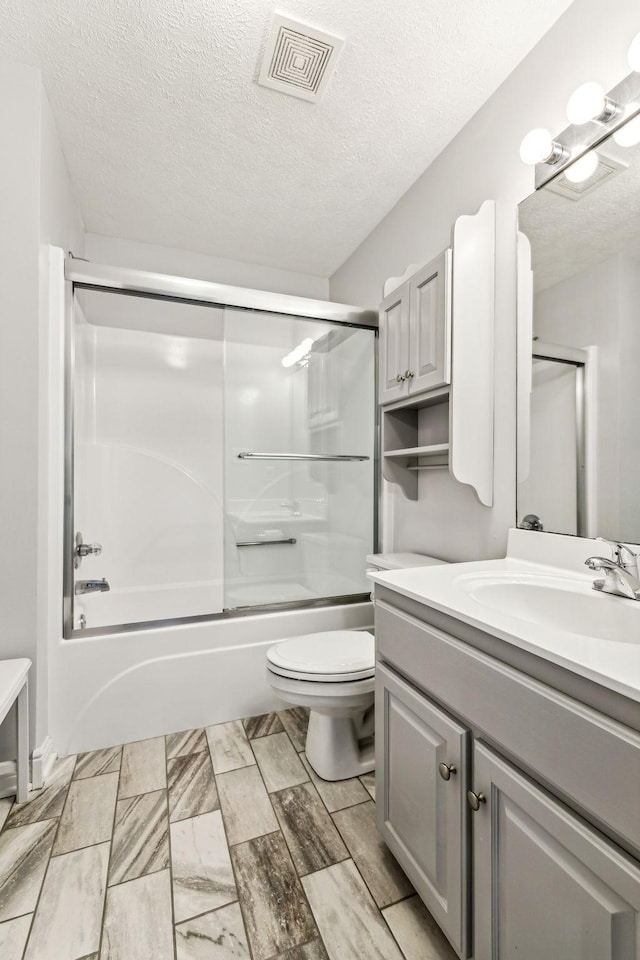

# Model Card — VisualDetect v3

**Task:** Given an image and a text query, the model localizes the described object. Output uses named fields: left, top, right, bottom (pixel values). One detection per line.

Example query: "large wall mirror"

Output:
left=517, top=105, right=640, bottom=543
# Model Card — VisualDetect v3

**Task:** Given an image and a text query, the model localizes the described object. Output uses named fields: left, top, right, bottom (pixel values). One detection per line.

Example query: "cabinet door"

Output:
left=379, top=281, right=410, bottom=403
left=473, top=742, right=640, bottom=960
left=408, top=249, right=452, bottom=395
left=376, top=662, right=470, bottom=957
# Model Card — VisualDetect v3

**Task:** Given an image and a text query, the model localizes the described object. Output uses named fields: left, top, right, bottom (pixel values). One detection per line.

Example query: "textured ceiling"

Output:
left=0, top=0, right=573, bottom=276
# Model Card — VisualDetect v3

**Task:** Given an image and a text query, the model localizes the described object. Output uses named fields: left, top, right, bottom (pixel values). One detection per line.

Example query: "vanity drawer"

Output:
left=375, top=599, right=640, bottom=850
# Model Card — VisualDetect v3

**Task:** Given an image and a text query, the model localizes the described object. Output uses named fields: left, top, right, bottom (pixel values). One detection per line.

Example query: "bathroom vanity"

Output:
left=371, top=531, right=640, bottom=960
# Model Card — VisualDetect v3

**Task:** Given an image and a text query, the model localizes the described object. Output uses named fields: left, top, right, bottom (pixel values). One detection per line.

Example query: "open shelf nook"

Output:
left=382, top=387, right=451, bottom=498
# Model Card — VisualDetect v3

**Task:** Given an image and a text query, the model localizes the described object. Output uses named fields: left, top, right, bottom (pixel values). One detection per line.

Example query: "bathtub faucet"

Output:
left=75, top=578, right=111, bottom=595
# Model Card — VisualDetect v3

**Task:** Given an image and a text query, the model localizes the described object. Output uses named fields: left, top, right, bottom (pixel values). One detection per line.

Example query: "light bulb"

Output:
left=519, top=128, right=553, bottom=165
left=628, top=32, right=640, bottom=71
left=613, top=104, right=640, bottom=146
left=564, top=150, right=598, bottom=183
left=566, top=82, right=606, bottom=125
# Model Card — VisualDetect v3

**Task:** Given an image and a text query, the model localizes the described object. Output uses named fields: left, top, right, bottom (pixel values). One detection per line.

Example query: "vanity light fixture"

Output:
left=519, top=128, right=567, bottom=166
left=613, top=104, right=640, bottom=146
left=522, top=27, right=640, bottom=187
left=566, top=81, right=619, bottom=125
left=564, top=149, right=599, bottom=183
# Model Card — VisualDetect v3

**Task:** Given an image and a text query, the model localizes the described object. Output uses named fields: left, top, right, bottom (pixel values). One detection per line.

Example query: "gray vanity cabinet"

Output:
left=374, top=591, right=640, bottom=959
left=376, top=662, right=470, bottom=957
left=472, top=742, right=640, bottom=959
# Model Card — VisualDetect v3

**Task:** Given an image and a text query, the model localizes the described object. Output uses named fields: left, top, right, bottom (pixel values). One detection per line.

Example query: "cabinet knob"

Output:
left=438, top=762, right=456, bottom=781
left=405, top=370, right=415, bottom=379
left=467, top=790, right=486, bottom=811
left=396, top=374, right=406, bottom=382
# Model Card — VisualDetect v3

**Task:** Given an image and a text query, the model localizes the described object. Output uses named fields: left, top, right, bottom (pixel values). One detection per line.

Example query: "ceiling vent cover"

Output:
left=258, top=12, right=344, bottom=103
left=547, top=150, right=628, bottom=201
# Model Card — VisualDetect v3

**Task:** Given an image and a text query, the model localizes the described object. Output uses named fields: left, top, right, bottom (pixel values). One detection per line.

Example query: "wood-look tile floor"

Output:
left=0, top=709, right=457, bottom=960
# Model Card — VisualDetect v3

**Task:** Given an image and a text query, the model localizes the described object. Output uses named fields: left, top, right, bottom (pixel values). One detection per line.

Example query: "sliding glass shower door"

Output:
left=223, top=308, right=375, bottom=610
left=72, top=287, right=225, bottom=631
left=69, top=286, right=375, bottom=633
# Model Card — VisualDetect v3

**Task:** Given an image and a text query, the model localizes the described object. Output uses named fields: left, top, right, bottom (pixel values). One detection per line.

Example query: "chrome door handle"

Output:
left=438, top=762, right=456, bottom=781
left=467, top=790, right=486, bottom=811
left=396, top=374, right=406, bottom=383
left=405, top=370, right=415, bottom=379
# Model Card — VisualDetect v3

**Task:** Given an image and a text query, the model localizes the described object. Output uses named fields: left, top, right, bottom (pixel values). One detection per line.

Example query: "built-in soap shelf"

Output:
left=382, top=388, right=450, bottom=498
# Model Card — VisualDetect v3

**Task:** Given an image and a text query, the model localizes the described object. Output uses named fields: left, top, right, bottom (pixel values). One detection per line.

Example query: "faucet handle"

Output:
left=596, top=537, right=639, bottom=569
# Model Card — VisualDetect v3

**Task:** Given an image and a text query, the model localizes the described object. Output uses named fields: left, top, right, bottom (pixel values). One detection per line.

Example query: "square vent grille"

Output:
left=258, top=12, right=344, bottom=103
left=546, top=151, right=628, bottom=201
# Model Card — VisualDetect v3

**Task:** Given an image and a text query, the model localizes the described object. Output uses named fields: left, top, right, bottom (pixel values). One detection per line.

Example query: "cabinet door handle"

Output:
left=396, top=374, right=406, bottom=382
left=405, top=370, right=415, bottom=379
left=467, top=790, right=486, bottom=811
left=438, top=762, right=456, bottom=781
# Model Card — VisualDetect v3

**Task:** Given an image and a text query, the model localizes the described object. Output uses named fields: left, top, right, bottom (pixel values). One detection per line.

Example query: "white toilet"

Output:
left=266, top=552, right=444, bottom=781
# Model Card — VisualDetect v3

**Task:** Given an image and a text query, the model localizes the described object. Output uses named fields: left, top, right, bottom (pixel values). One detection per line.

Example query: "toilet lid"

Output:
left=267, top=630, right=375, bottom=681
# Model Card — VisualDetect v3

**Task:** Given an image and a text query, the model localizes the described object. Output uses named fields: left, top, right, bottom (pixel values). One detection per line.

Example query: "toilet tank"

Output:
left=365, top=552, right=448, bottom=605
left=366, top=552, right=447, bottom=572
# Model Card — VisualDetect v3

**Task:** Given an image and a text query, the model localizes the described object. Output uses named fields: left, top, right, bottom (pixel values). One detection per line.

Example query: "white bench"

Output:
left=0, top=659, right=31, bottom=803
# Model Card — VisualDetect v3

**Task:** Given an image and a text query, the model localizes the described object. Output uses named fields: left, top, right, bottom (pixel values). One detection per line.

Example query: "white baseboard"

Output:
left=0, top=736, right=57, bottom=800
left=0, top=760, right=19, bottom=801
left=32, top=736, right=56, bottom=789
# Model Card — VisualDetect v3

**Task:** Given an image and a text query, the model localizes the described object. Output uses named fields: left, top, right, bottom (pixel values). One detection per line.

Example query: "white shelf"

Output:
left=384, top=443, right=450, bottom=459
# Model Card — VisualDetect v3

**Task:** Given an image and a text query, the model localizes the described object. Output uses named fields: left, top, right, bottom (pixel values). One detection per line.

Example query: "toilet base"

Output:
left=305, top=709, right=375, bottom=782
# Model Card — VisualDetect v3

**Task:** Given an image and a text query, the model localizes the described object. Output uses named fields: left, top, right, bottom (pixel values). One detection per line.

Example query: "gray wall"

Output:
left=0, top=61, right=84, bottom=761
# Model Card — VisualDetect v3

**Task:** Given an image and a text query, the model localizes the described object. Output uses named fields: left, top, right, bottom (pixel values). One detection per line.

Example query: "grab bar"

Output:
left=238, top=452, right=369, bottom=462
left=236, top=538, right=297, bottom=547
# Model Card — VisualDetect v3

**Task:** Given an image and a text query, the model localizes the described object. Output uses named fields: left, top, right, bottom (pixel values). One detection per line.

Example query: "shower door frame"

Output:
left=520, top=340, right=592, bottom=538
left=63, top=258, right=379, bottom=639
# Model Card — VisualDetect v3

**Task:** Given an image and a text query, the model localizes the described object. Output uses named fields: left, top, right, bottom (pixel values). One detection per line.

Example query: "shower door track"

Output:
left=63, top=257, right=380, bottom=639
left=64, top=258, right=379, bottom=327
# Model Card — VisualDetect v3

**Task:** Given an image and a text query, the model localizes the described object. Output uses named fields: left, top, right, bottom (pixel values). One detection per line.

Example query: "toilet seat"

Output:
left=266, top=630, right=374, bottom=683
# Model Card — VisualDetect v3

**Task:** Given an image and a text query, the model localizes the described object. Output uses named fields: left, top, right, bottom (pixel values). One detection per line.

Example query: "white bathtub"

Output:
left=51, top=600, right=373, bottom=756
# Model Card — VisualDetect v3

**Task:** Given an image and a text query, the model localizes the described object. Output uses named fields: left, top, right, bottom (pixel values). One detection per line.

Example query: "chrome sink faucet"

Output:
left=585, top=538, right=640, bottom=600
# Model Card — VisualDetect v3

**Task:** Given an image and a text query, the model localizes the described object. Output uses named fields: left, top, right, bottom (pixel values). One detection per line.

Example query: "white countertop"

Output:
left=368, top=531, right=640, bottom=705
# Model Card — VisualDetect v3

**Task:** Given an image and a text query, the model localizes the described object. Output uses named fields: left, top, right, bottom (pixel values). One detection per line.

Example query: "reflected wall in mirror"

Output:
left=518, top=113, right=640, bottom=542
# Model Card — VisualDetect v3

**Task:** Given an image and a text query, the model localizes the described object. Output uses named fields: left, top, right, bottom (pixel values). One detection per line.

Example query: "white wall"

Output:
left=330, top=0, right=640, bottom=562
left=85, top=233, right=330, bottom=301
left=0, top=61, right=84, bottom=771
left=0, top=62, right=42, bottom=761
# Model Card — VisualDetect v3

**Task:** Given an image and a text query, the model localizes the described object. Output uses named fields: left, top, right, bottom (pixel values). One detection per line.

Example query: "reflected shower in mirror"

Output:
left=518, top=113, right=640, bottom=542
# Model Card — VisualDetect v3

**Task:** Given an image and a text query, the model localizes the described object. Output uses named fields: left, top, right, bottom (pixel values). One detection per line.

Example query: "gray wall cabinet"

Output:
left=375, top=593, right=640, bottom=959
left=378, top=250, right=452, bottom=405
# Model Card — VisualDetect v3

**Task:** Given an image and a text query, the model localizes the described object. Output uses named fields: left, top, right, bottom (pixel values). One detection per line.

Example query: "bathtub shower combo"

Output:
left=55, top=257, right=377, bottom=755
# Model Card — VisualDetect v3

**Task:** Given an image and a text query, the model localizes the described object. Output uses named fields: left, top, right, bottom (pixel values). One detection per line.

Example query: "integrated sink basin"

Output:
left=456, top=571, right=640, bottom=642
left=367, top=529, right=640, bottom=702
